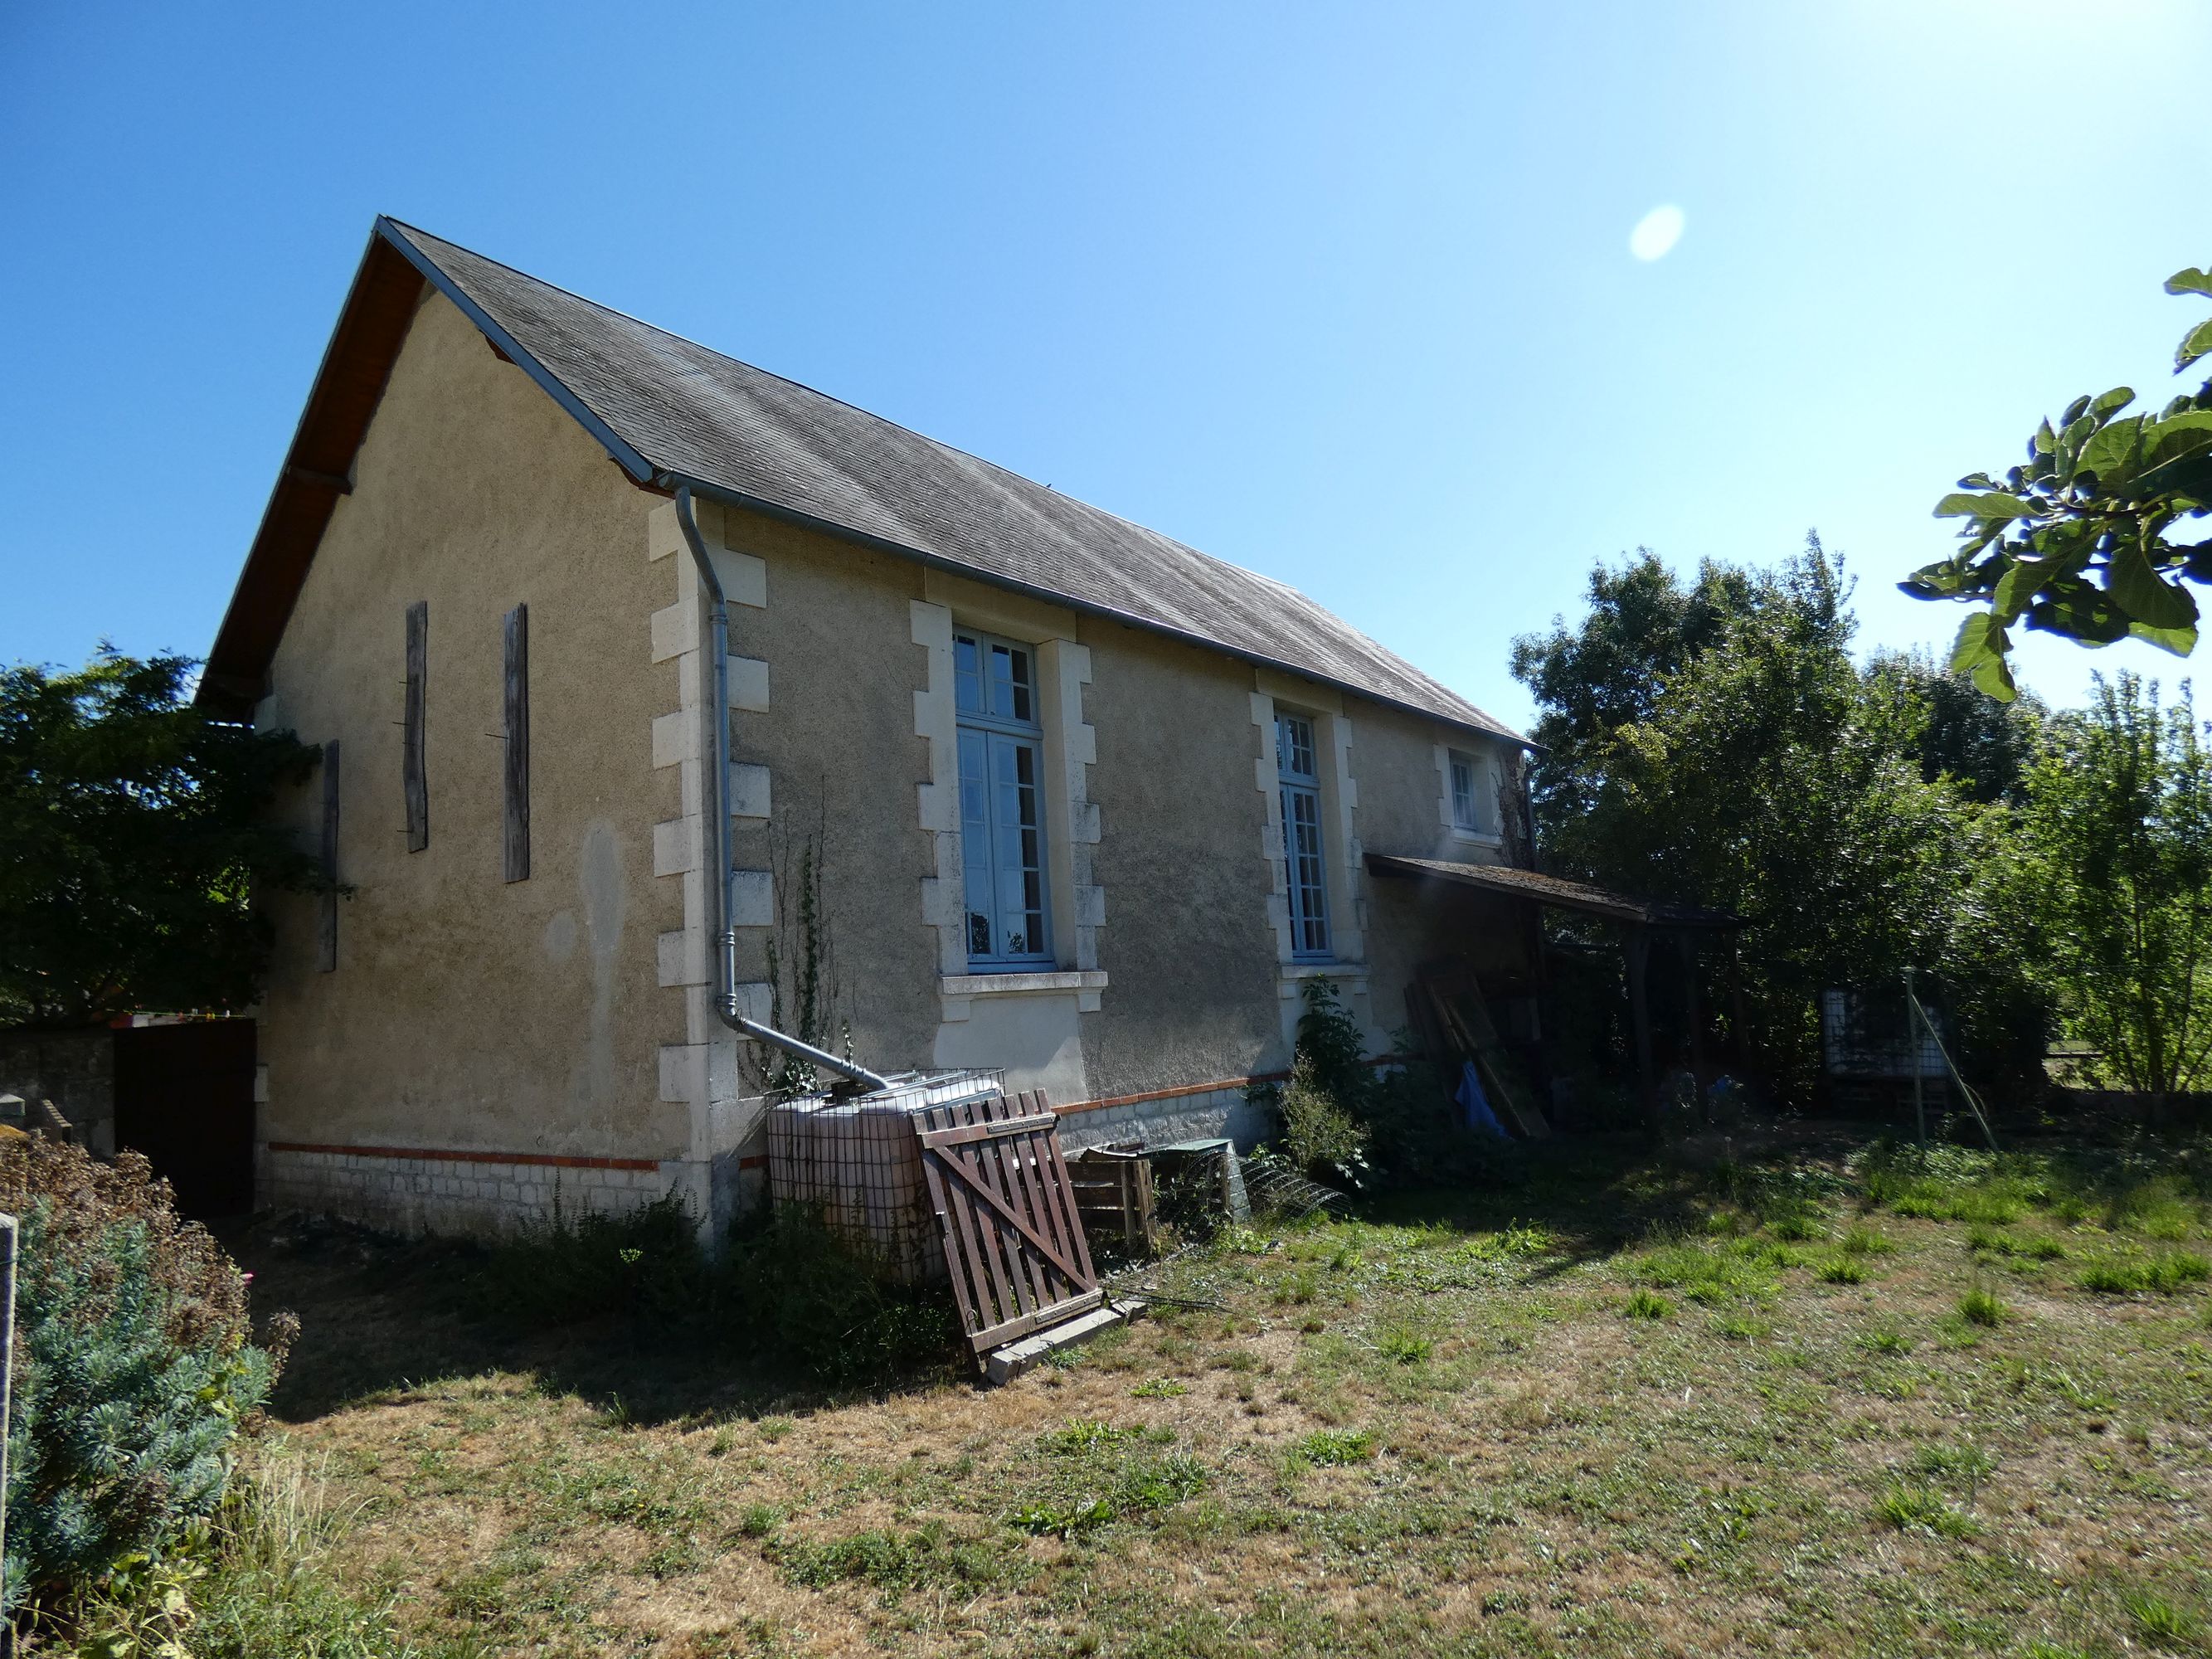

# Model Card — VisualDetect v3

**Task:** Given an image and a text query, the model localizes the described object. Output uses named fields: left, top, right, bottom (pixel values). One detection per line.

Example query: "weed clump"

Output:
left=1958, top=1286, right=2009, bottom=1327
left=1625, top=1289, right=1673, bottom=1321
left=1872, top=1486, right=1976, bottom=1539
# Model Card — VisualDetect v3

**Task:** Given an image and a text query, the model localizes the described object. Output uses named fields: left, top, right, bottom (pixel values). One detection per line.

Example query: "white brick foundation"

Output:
left=260, top=1143, right=706, bottom=1238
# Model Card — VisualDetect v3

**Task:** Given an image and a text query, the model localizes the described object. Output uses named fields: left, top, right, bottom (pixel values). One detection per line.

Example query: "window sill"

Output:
left=942, top=970, right=1108, bottom=997
left=1448, top=828, right=1505, bottom=849
left=1279, top=960, right=1369, bottom=987
left=940, top=969, right=1108, bottom=1020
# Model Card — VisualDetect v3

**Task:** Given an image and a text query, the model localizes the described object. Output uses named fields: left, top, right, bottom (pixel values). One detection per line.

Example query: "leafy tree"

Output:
left=1903, top=265, right=2212, bottom=699
left=2017, top=673, right=2212, bottom=1095
left=1515, top=539, right=2050, bottom=1099
left=0, top=650, right=324, bottom=1026
left=1866, top=649, right=2044, bottom=804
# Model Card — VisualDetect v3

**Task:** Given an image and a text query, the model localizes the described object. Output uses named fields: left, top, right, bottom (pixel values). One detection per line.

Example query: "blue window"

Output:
left=1276, top=711, right=1330, bottom=959
left=955, top=630, right=1051, bottom=966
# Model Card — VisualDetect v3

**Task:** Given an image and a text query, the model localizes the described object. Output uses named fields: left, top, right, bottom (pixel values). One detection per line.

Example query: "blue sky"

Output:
left=5, top=1, right=2210, bottom=731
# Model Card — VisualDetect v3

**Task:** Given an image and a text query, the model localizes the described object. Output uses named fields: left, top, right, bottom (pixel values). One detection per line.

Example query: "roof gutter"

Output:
left=673, top=484, right=891, bottom=1092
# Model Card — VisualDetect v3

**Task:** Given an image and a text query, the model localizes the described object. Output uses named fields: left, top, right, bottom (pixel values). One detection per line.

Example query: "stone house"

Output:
left=198, top=217, right=1539, bottom=1239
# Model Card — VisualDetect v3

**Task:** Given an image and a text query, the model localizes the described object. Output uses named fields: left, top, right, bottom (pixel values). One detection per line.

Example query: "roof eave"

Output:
left=655, top=467, right=1526, bottom=747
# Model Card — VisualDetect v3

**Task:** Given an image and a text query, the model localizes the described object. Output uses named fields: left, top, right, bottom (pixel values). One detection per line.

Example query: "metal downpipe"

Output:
left=673, top=484, right=890, bottom=1092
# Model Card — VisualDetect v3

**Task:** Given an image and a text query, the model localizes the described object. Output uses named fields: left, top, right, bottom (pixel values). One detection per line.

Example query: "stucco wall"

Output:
left=255, top=289, right=678, bottom=1198
left=244, top=289, right=1534, bottom=1235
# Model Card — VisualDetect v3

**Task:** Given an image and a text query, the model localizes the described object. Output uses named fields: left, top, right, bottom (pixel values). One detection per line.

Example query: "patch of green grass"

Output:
left=1630, top=1240, right=1782, bottom=1306
left=1958, top=1286, right=2009, bottom=1327
left=1968, top=1224, right=2068, bottom=1261
left=1130, top=1378, right=1188, bottom=1399
left=1818, top=1257, right=1867, bottom=1285
left=2122, top=1588, right=2205, bottom=1652
left=1005, top=1497, right=1114, bottom=1540
left=1374, top=1327, right=1433, bottom=1365
left=775, top=1524, right=1007, bottom=1596
left=2078, top=1253, right=2210, bottom=1295
left=1625, top=1288, right=1673, bottom=1321
left=1838, top=1224, right=1895, bottom=1257
left=1288, top=1428, right=1376, bottom=1468
left=1039, top=1418, right=1150, bottom=1455
left=1872, top=1486, right=1976, bottom=1539
left=1860, top=1326, right=1914, bottom=1356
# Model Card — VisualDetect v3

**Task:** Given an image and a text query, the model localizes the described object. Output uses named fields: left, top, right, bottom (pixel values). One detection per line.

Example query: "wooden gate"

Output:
left=916, top=1090, right=1100, bottom=1360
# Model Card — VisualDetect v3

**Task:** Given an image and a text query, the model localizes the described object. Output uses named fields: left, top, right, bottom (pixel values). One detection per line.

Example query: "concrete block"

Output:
left=986, top=1306, right=1129, bottom=1385
left=729, top=868, right=774, bottom=927
left=653, top=817, right=697, bottom=877
left=650, top=602, right=694, bottom=664
left=727, top=656, right=769, bottom=712
left=727, top=762, right=771, bottom=820
left=651, top=709, right=696, bottom=769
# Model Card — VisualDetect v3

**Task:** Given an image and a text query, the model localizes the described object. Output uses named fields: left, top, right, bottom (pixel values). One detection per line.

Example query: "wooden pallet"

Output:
left=1067, top=1147, right=1159, bottom=1255
left=915, top=1089, right=1102, bottom=1362
left=1420, top=970, right=1551, bottom=1139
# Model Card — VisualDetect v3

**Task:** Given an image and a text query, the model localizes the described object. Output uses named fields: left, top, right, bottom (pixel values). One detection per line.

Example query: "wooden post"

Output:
left=1679, top=930, right=1704, bottom=1087
left=503, top=603, right=530, bottom=883
left=1624, top=924, right=1657, bottom=1136
left=318, top=740, right=341, bottom=973
left=1729, top=937, right=1749, bottom=1071
left=403, top=601, right=429, bottom=852
left=0, top=1210, right=17, bottom=1612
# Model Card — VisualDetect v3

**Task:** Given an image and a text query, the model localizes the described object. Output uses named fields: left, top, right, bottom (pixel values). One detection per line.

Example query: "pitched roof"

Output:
left=202, top=217, right=1522, bottom=742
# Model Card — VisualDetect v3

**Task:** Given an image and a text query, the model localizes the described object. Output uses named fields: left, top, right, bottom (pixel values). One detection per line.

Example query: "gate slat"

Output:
left=936, top=1098, right=1025, bottom=1332
left=1020, top=1090, right=1094, bottom=1287
left=997, top=1092, right=1064, bottom=1307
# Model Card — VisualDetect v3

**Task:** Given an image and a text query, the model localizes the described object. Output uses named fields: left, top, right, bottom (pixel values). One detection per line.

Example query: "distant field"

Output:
left=221, top=1132, right=2212, bottom=1657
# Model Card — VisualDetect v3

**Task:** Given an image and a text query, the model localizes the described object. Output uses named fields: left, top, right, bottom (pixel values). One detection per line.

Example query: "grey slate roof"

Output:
left=382, top=219, right=1521, bottom=742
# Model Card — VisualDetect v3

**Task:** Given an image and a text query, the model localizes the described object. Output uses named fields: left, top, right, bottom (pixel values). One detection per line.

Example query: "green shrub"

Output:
left=467, top=1194, right=957, bottom=1384
left=0, top=1141, right=289, bottom=1617
left=470, top=1193, right=708, bottom=1329
left=720, top=1206, right=960, bottom=1384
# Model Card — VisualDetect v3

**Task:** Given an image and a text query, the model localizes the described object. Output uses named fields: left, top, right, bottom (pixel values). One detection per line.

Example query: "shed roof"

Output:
left=1364, top=853, right=1743, bottom=929
left=199, top=217, right=1523, bottom=742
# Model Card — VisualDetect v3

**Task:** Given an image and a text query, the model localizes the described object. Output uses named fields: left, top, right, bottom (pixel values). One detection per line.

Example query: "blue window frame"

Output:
left=955, top=630, right=1051, bottom=967
left=1276, top=711, right=1330, bottom=959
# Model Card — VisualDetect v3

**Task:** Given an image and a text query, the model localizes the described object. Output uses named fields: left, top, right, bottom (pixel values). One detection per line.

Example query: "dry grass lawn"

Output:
left=222, top=1131, right=2212, bottom=1657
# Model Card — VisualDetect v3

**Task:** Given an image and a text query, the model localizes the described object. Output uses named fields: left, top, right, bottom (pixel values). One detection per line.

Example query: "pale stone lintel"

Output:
left=727, top=657, right=770, bottom=712
left=652, top=817, right=697, bottom=877
left=728, top=762, right=771, bottom=821
left=940, top=970, right=1108, bottom=1022
left=1256, top=667, right=1344, bottom=718
left=730, top=869, right=774, bottom=928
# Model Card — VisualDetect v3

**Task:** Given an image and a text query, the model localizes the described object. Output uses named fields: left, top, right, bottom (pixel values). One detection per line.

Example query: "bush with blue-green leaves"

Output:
left=0, top=1138, right=290, bottom=1622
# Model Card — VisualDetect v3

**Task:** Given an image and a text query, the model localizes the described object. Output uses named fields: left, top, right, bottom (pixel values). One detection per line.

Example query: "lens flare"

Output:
left=1629, top=204, right=1686, bottom=262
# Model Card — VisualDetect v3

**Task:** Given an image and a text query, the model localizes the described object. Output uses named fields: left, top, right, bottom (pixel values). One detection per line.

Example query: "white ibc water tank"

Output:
left=764, top=1070, right=1003, bottom=1285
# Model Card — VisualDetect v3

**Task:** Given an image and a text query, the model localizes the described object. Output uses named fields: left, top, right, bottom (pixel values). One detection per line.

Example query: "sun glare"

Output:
left=1629, top=203, right=1686, bottom=262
